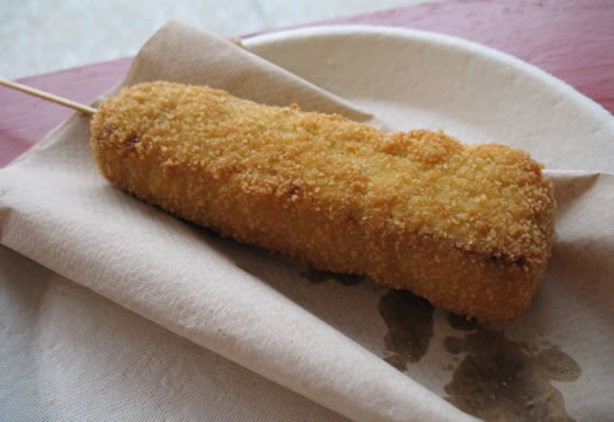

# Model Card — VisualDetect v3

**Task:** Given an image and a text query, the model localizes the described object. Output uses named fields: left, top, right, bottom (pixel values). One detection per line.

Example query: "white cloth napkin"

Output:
left=1, top=21, right=613, bottom=421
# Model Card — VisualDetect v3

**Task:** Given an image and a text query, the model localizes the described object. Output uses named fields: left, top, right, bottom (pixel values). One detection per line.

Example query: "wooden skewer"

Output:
left=0, top=76, right=97, bottom=115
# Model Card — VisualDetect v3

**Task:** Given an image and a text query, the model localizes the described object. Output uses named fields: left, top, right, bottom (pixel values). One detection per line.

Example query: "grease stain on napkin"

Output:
left=379, top=289, right=434, bottom=370
left=374, top=291, right=581, bottom=421
left=443, top=319, right=581, bottom=421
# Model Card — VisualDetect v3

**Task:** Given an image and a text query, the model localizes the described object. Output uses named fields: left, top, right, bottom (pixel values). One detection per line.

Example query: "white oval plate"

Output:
left=244, top=25, right=614, bottom=173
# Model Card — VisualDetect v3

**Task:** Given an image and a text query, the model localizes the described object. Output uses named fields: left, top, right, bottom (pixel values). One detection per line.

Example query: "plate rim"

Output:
left=243, top=24, right=613, bottom=125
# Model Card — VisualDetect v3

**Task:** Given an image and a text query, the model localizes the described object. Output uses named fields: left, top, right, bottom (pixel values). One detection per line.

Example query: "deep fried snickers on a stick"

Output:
left=90, top=81, right=555, bottom=321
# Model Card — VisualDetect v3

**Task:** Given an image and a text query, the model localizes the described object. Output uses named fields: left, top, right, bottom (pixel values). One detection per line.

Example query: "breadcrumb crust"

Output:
left=90, top=81, right=555, bottom=321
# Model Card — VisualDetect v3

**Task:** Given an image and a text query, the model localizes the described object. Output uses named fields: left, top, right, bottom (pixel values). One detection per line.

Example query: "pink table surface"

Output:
left=1, top=0, right=613, bottom=168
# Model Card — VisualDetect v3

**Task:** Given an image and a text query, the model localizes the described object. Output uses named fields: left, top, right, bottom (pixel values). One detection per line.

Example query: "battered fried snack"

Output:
left=90, top=81, right=555, bottom=321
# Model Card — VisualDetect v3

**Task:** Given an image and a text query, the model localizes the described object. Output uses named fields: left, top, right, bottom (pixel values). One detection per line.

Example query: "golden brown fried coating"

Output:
left=90, top=81, right=555, bottom=321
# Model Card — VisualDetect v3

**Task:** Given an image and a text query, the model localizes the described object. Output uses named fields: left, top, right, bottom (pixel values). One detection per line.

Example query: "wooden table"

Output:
left=1, top=0, right=612, bottom=168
